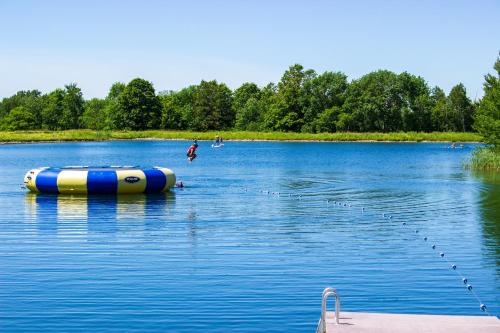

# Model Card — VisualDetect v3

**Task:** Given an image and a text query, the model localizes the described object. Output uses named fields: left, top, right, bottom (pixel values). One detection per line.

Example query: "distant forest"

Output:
left=0, top=64, right=481, bottom=133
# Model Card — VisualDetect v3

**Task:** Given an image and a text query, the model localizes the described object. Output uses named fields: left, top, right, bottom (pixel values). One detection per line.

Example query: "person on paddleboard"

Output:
left=187, top=140, right=198, bottom=162
left=212, top=136, right=224, bottom=148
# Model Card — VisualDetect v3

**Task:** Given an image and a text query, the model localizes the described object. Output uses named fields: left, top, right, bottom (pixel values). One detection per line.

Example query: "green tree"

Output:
left=190, top=80, right=233, bottom=131
left=160, top=93, right=180, bottom=130
left=430, top=87, right=448, bottom=131
left=42, top=89, right=65, bottom=130
left=233, top=83, right=261, bottom=130
left=81, top=98, right=108, bottom=130
left=0, top=106, right=37, bottom=130
left=302, top=71, right=348, bottom=132
left=262, top=94, right=289, bottom=131
left=40, top=85, right=85, bottom=130
left=108, top=82, right=126, bottom=100
left=0, top=90, right=45, bottom=128
left=25, top=94, right=46, bottom=128
left=312, top=106, right=343, bottom=133
left=474, top=56, right=500, bottom=147
left=103, top=82, right=126, bottom=130
left=335, top=112, right=355, bottom=131
left=448, top=83, right=474, bottom=132
left=61, top=83, right=84, bottom=129
left=342, top=70, right=404, bottom=132
left=115, top=78, right=162, bottom=130
left=398, top=72, right=432, bottom=131
left=266, top=64, right=315, bottom=131
left=256, top=83, right=276, bottom=130
left=0, top=90, right=38, bottom=117
left=235, top=97, right=263, bottom=131
left=159, top=87, right=197, bottom=130
left=1, top=64, right=488, bottom=136
left=233, top=83, right=260, bottom=114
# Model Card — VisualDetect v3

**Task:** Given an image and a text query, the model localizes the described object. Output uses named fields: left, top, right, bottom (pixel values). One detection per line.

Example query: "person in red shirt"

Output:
left=186, top=140, right=198, bottom=162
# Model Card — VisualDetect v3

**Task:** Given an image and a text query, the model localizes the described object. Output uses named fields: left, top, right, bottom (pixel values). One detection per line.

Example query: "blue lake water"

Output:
left=0, top=141, right=498, bottom=332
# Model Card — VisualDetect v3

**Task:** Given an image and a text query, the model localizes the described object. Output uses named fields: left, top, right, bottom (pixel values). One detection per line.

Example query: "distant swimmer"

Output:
left=449, top=142, right=464, bottom=149
left=175, top=181, right=184, bottom=188
left=212, top=135, right=224, bottom=148
left=186, top=140, right=198, bottom=162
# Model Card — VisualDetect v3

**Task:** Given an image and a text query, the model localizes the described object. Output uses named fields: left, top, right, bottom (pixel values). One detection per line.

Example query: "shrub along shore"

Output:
left=467, top=147, right=500, bottom=172
left=0, top=130, right=482, bottom=143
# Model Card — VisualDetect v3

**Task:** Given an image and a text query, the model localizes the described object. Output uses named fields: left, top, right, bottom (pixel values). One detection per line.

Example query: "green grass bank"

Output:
left=0, top=130, right=483, bottom=143
left=467, top=147, right=500, bottom=172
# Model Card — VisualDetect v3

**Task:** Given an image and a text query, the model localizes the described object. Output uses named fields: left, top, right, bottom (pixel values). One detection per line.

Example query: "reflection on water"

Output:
left=474, top=172, right=500, bottom=267
left=25, top=192, right=176, bottom=233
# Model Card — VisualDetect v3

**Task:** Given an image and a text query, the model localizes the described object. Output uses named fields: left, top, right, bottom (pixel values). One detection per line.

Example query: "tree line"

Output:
left=474, top=57, right=499, bottom=148
left=0, top=64, right=484, bottom=134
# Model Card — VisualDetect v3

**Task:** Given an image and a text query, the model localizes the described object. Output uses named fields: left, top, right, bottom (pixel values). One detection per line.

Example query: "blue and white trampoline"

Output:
left=24, top=166, right=176, bottom=194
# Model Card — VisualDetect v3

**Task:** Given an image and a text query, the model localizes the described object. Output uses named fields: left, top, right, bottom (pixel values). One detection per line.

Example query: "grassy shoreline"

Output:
left=0, top=130, right=482, bottom=144
left=466, top=147, right=500, bottom=172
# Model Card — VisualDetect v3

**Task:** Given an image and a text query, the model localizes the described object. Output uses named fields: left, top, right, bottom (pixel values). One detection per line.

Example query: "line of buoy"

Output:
left=388, top=214, right=490, bottom=315
left=243, top=187, right=491, bottom=315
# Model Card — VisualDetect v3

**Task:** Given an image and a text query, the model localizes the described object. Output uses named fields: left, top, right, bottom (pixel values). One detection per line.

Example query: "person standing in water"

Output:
left=186, top=140, right=198, bottom=162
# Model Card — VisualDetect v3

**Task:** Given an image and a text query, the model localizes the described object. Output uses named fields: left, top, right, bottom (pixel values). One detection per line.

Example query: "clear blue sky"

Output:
left=0, top=0, right=498, bottom=99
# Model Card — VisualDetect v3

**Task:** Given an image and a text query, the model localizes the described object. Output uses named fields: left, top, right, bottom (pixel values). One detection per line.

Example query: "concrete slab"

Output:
left=324, top=311, right=500, bottom=333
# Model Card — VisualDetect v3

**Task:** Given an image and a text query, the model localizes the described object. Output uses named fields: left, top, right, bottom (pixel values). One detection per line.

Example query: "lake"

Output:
left=0, top=141, right=498, bottom=332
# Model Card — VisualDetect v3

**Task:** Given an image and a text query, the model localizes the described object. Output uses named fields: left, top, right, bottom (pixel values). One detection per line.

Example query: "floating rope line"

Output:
left=398, top=219, right=491, bottom=316
left=332, top=197, right=491, bottom=316
left=252, top=188, right=491, bottom=315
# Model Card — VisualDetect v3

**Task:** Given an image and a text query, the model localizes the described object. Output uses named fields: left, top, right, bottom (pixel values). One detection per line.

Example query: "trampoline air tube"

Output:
left=24, top=166, right=176, bottom=194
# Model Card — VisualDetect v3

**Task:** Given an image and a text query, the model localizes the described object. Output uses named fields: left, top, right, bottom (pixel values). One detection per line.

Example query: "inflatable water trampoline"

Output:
left=24, top=166, right=176, bottom=194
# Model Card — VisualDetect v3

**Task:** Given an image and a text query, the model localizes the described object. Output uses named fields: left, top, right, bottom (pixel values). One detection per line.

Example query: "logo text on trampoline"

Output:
left=124, top=176, right=140, bottom=183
